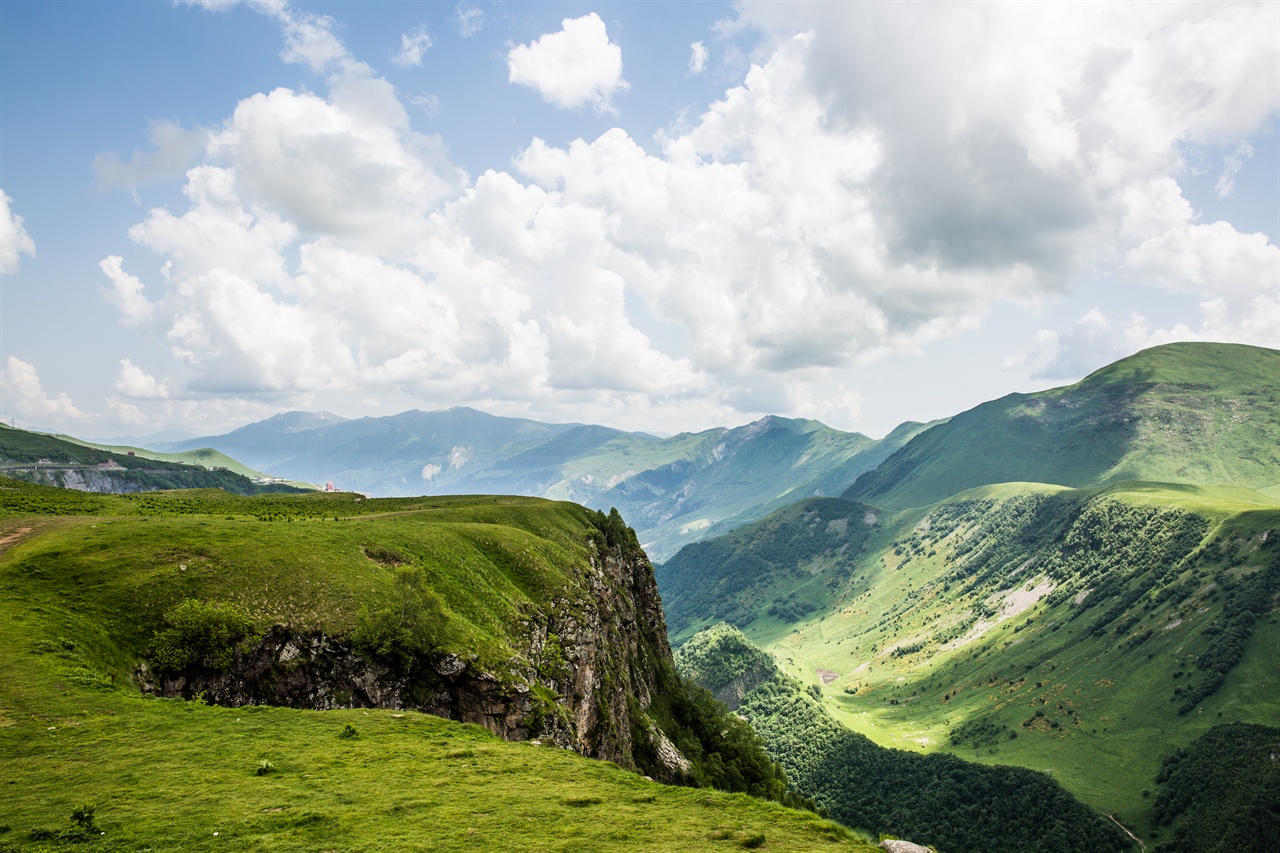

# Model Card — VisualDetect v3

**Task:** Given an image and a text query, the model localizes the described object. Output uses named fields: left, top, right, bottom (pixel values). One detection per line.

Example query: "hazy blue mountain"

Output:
left=172, top=406, right=925, bottom=560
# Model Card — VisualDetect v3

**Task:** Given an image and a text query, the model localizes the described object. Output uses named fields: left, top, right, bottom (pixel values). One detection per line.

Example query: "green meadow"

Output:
left=0, top=481, right=874, bottom=852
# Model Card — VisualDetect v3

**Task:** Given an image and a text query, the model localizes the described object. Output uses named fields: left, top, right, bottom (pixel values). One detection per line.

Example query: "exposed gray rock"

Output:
left=878, top=840, right=934, bottom=853
left=139, top=535, right=691, bottom=782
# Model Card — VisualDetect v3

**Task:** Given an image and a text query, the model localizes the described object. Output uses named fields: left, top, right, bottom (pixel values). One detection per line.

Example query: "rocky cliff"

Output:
left=140, top=512, right=692, bottom=781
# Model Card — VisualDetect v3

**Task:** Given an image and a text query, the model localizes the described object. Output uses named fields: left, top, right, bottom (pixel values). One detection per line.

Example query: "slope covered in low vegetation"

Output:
left=0, top=480, right=858, bottom=851
left=675, top=624, right=1132, bottom=853
left=845, top=343, right=1280, bottom=510
left=658, top=481, right=1280, bottom=839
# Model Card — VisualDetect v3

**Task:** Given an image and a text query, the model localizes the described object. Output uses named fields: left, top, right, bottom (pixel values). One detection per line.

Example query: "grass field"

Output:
left=1, top=693, right=867, bottom=851
left=0, top=482, right=876, bottom=852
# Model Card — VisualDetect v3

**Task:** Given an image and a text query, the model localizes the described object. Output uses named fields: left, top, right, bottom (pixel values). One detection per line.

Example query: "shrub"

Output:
left=352, top=567, right=449, bottom=672
left=150, top=599, right=254, bottom=672
left=338, top=723, right=359, bottom=740
left=362, top=545, right=406, bottom=566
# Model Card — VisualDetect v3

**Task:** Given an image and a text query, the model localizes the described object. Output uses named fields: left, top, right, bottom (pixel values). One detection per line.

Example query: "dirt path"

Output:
left=1107, top=813, right=1144, bottom=852
left=0, top=526, right=34, bottom=557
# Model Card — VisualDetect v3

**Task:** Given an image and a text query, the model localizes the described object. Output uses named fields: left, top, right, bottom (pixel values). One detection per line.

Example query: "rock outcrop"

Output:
left=140, top=529, right=691, bottom=781
left=878, top=841, right=934, bottom=853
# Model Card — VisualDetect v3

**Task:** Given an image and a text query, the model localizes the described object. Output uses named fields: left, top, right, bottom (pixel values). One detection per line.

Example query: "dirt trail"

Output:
left=1107, top=813, right=1144, bottom=852
left=0, top=526, right=34, bottom=556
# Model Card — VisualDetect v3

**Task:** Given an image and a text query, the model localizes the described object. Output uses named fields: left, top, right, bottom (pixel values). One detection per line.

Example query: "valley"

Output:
left=2, top=341, right=1276, bottom=851
left=658, top=343, right=1280, bottom=848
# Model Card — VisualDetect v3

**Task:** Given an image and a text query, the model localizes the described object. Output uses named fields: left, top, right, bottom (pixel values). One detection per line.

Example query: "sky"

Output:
left=1, top=0, right=1277, bottom=442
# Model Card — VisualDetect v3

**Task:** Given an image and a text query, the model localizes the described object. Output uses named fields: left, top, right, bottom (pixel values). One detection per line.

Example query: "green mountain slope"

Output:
left=657, top=496, right=882, bottom=640
left=169, top=408, right=931, bottom=561
left=658, top=482, right=1280, bottom=842
left=62, top=437, right=282, bottom=481
left=844, top=343, right=1280, bottom=510
left=0, top=424, right=306, bottom=496
left=0, top=482, right=865, bottom=851
left=674, top=624, right=1132, bottom=853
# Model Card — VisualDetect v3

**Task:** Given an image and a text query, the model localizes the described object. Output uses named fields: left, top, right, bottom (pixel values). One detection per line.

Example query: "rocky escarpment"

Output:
left=139, top=516, right=691, bottom=781
left=2, top=462, right=300, bottom=495
left=5, top=465, right=150, bottom=493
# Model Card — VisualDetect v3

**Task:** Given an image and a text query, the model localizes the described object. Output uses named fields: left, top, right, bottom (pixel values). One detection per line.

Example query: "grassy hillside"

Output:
left=845, top=343, right=1280, bottom=510
left=1, top=683, right=868, bottom=852
left=657, top=496, right=882, bottom=640
left=674, top=624, right=1133, bottom=853
left=657, top=482, right=1280, bottom=841
left=0, top=481, right=872, bottom=852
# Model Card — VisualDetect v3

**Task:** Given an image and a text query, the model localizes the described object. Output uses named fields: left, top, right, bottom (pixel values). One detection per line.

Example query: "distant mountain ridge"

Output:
left=844, top=342, right=1280, bottom=509
left=170, top=407, right=932, bottom=560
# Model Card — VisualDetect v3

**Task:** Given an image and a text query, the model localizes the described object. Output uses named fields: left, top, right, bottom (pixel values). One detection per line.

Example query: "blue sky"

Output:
left=1, top=1, right=1277, bottom=442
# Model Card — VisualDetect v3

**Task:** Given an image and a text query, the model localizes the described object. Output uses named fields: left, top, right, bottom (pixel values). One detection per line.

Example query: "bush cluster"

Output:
left=150, top=599, right=254, bottom=672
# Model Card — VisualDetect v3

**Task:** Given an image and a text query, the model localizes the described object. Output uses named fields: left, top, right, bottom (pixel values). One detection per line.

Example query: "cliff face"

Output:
left=140, top=533, right=690, bottom=780
left=7, top=466, right=147, bottom=493
left=3, top=463, right=300, bottom=495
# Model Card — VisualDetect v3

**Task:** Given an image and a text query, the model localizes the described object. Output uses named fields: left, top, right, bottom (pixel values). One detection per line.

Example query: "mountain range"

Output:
left=165, top=408, right=933, bottom=561
left=2, top=340, right=1275, bottom=850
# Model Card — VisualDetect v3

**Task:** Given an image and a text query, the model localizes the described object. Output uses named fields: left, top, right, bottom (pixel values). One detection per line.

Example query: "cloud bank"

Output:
left=89, top=1, right=1279, bottom=435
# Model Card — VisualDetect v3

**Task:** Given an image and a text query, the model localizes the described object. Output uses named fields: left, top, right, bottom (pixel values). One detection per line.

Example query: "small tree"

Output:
left=352, top=566, right=449, bottom=671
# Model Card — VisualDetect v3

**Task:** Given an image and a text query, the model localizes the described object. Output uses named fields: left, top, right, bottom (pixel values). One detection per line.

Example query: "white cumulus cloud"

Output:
left=688, top=41, right=708, bottom=75
left=507, top=13, right=629, bottom=112
left=114, top=359, right=170, bottom=399
left=99, top=256, right=156, bottom=326
left=96, top=0, right=1280, bottom=435
left=392, top=26, right=432, bottom=68
left=1, top=357, right=85, bottom=422
left=94, top=121, right=208, bottom=193
left=454, top=2, right=484, bottom=38
left=1215, top=142, right=1254, bottom=198
left=0, top=190, right=36, bottom=274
